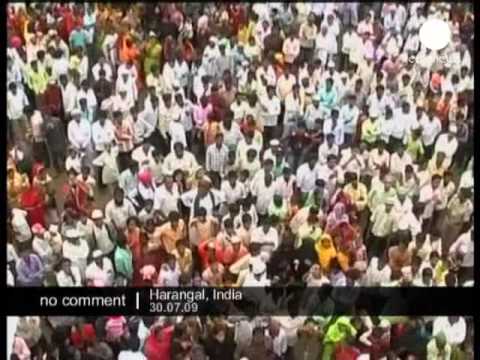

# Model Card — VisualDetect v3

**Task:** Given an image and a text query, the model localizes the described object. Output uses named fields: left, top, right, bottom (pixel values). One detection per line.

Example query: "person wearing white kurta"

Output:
left=92, top=144, right=119, bottom=185
left=62, top=235, right=90, bottom=274
left=168, top=118, right=187, bottom=152
left=153, top=181, right=180, bottom=217
left=76, top=85, right=98, bottom=112
left=282, top=36, right=300, bottom=64
left=85, top=254, right=114, bottom=287
left=339, top=99, right=360, bottom=140
left=304, top=99, right=323, bottom=130
left=91, top=58, right=113, bottom=82
left=390, top=149, right=413, bottom=176
left=7, top=85, right=29, bottom=121
left=296, top=160, right=319, bottom=194
left=250, top=175, right=276, bottom=217
left=59, top=77, right=78, bottom=116
left=157, top=261, right=181, bottom=287
left=363, top=257, right=392, bottom=286
left=102, top=32, right=118, bottom=66
left=420, top=113, right=442, bottom=148
left=56, top=263, right=83, bottom=287
left=274, top=172, right=296, bottom=200
left=221, top=178, right=247, bottom=205
left=32, top=235, right=54, bottom=266
left=116, top=73, right=137, bottom=104
left=163, top=147, right=199, bottom=178
left=92, top=117, right=115, bottom=151
left=259, top=88, right=281, bottom=128
left=251, top=224, right=279, bottom=259
left=434, top=130, right=458, bottom=169
left=432, top=317, right=467, bottom=346
left=419, top=179, right=447, bottom=221
left=282, top=88, right=303, bottom=137
left=105, top=196, right=136, bottom=230
left=230, top=97, right=247, bottom=123
left=256, top=63, right=277, bottom=87
left=137, top=102, right=159, bottom=141
left=181, top=188, right=222, bottom=218
left=162, top=60, right=177, bottom=93
left=68, top=114, right=92, bottom=151
left=131, top=144, right=155, bottom=168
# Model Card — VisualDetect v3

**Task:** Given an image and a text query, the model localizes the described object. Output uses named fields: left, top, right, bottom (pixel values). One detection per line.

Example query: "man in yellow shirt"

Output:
left=361, top=109, right=381, bottom=148
left=344, top=172, right=368, bottom=212
left=26, top=60, right=49, bottom=99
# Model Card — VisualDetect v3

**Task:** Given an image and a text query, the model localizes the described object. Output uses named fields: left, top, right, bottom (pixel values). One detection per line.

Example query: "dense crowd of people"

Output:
left=8, top=316, right=474, bottom=360
left=7, top=3, right=474, bottom=288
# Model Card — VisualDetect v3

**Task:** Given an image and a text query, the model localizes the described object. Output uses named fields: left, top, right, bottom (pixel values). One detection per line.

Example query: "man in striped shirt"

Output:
left=206, top=133, right=229, bottom=178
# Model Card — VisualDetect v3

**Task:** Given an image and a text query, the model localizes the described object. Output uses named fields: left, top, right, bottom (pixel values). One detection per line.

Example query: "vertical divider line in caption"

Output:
left=136, top=292, right=140, bottom=310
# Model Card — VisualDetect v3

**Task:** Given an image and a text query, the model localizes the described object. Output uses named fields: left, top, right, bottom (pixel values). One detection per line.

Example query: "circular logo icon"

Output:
left=419, top=18, right=452, bottom=51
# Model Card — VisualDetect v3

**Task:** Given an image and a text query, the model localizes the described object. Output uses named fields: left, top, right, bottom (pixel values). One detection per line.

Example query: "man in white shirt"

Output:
left=390, top=146, right=413, bottom=176
left=59, top=74, right=78, bottom=118
left=434, top=125, right=458, bottom=169
left=339, top=94, right=360, bottom=145
left=259, top=86, right=281, bottom=143
left=85, top=250, right=114, bottom=287
left=56, top=258, right=82, bottom=287
left=157, top=254, right=181, bottom=286
left=138, top=95, right=160, bottom=144
left=251, top=218, right=279, bottom=261
left=449, top=229, right=473, bottom=285
left=62, top=228, right=90, bottom=274
left=433, top=316, right=467, bottom=346
left=105, top=188, right=137, bottom=230
left=296, top=156, right=319, bottom=196
left=118, top=337, right=146, bottom=360
left=7, top=82, right=29, bottom=122
left=91, top=56, right=113, bottom=82
left=265, top=320, right=288, bottom=359
left=163, top=142, right=199, bottom=178
left=67, top=109, right=92, bottom=152
left=153, top=173, right=180, bottom=219
left=304, top=95, right=323, bottom=131
left=91, top=112, right=115, bottom=153
left=131, top=142, right=154, bottom=168
left=419, top=108, right=441, bottom=157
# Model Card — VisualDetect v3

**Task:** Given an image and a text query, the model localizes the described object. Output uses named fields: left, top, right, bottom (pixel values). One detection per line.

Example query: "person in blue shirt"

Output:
left=319, top=77, right=338, bottom=118
left=69, top=24, right=87, bottom=50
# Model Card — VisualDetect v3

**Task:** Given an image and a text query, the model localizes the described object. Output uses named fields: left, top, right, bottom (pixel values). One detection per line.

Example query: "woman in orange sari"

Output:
left=63, top=169, right=91, bottom=218
left=7, top=163, right=29, bottom=208
left=125, top=216, right=144, bottom=285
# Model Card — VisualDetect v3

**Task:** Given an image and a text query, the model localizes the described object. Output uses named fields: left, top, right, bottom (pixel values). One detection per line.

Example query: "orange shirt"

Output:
left=158, top=220, right=186, bottom=254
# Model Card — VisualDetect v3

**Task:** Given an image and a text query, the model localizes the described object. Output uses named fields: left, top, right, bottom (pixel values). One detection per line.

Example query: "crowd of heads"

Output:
left=7, top=3, right=474, bottom=288
left=9, top=315, right=474, bottom=360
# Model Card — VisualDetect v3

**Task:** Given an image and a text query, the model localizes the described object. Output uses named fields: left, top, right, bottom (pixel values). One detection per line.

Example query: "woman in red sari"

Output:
left=20, top=177, right=46, bottom=228
left=63, top=169, right=91, bottom=218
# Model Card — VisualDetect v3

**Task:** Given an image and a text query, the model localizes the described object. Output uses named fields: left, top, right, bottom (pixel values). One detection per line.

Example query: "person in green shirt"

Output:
left=304, top=180, right=327, bottom=210
left=361, top=110, right=381, bottom=148
left=114, top=234, right=134, bottom=285
left=268, top=193, right=289, bottom=222
left=368, top=172, right=397, bottom=206
left=322, top=316, right=358, bottom=360
left=406, top=127, right=425, bottom=162
left=144, top=31, right=162, bottom=76
left=26, top=60, right=49, bottom=97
